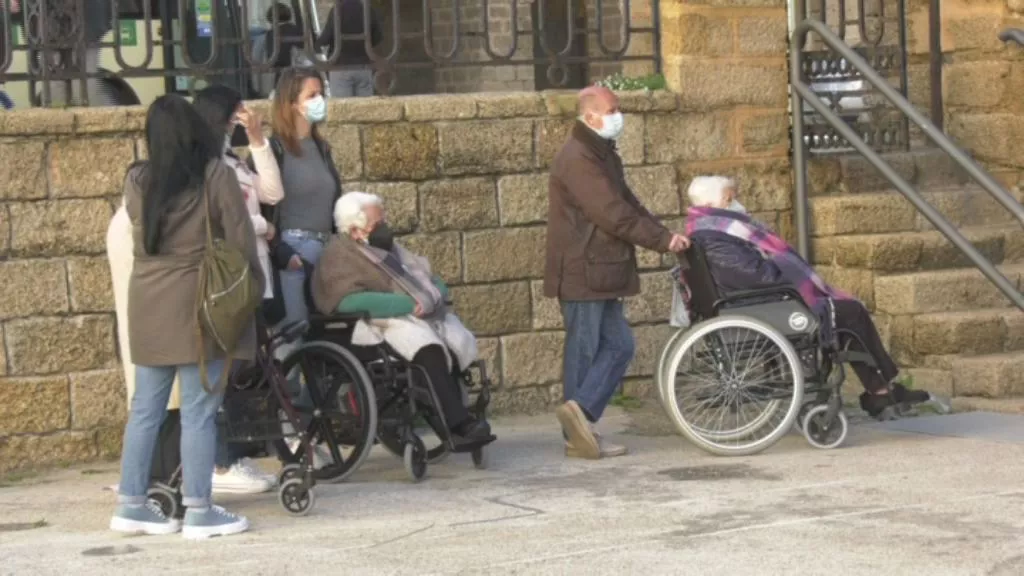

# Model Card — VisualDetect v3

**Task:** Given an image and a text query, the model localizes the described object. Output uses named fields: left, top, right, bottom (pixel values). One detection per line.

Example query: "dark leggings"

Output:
left=411, top=345, right=471, bottom=431
left=348, top=343, right=470, bottom=431
left=833, top=300, right=899, bottom=393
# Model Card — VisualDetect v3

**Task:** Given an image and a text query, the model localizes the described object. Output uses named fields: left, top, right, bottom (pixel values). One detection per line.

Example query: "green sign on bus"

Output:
left=118, top=21, right=138, bottom=47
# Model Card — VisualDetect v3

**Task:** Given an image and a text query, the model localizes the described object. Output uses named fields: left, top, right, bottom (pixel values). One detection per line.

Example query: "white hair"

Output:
left=686, top=176, right=736, bottom=207
left=334, top=191, right=383, bottom=233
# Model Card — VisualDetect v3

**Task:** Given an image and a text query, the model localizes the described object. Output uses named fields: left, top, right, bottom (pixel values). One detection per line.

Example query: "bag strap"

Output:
left=194, top=179, right=229, bottom=395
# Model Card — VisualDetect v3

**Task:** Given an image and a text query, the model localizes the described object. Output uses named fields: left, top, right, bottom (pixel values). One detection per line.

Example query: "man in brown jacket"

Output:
left=545, top=86, right=689, bottom=460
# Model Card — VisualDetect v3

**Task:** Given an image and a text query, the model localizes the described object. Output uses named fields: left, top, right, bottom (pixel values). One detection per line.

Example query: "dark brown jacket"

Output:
left=124, top=159, right=263, bottom=366
left=543, top=122, right=672, bottom=301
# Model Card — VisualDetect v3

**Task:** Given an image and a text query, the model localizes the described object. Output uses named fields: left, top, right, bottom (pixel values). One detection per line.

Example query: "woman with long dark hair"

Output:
left=192, top=84, right=284, bottom=495
left=111, top=94, right=263, bottom=539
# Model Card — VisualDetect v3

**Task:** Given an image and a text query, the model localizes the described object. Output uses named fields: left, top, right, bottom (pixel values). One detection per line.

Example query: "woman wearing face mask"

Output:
left=310, top=193, right=496, bottom=449
left=262, top=67, right=342, bottom=336
left=191, top=85, right=284, bottom=494
left=684, top=176, right=950, bottom=420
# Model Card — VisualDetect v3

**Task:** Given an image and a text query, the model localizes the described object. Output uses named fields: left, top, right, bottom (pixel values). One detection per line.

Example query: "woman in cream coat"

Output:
left=107, top=91, right=285, bottom=495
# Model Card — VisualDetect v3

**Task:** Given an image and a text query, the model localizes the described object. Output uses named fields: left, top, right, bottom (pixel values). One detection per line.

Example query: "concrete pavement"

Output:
left=2, top=405, right=1023, bottom=576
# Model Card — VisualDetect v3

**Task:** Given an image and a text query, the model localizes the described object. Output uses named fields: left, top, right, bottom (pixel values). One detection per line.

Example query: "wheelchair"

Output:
left=655, top=244, right=883, bottom=456
left=146, top=317, right=378, bottom=518
left=296, top=271, right=493, bottom=483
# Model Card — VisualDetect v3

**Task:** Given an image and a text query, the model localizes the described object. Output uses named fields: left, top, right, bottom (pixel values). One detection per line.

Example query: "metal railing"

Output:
left=0, top=0, right=661, bottom=107
left=790, top=18, right=1024, bottom=311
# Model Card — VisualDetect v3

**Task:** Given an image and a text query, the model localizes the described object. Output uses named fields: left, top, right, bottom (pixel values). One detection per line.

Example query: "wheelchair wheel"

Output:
left=801, top=405, right=849, bottom=449
left=403, top=437, right=428, bottom=482
left=278, top=478, right=315, bottom=517
left=146, top=485, right=181, bottom=521
left=662, top=316, right=804, bottom=456
left=656, top=327, right=690, bottom=411
left=471, top=446, right=487, bottom=470
left=273, top=341, right=378, bottom=484
left=377, top=408, right=449, bottom=465
left=277, top=463, right=301, bottom=486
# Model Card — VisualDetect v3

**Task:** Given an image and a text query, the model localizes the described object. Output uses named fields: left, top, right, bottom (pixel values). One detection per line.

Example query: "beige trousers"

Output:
left=107, top=205, right=181, bottom=411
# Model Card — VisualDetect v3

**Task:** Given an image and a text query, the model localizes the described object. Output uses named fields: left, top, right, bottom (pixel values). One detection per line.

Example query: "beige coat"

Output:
left=124, top=159, right=263, bottom=366
left=108, top=206, right=182, bottom=410
left=226, top=142, right=285, bottom=298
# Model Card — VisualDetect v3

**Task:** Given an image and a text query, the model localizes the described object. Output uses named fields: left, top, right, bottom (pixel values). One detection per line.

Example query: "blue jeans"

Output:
left=119, top=361, right=225, bottom=509
left=277, top=231, right=326, bottom=341
left=560, top=299, right=635, bottom=422
left=277, top=231, right=326, bottom=406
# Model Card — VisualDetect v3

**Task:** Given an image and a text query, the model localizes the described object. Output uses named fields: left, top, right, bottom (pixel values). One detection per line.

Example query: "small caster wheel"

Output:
left=801, top=404, right=849, bottom=449
left=146, top=485, right=180, bottom=520
left=403, top=437, right=427, bottom=482
left=471, top=447, right=487, bottom=470
left=278, top=463, right=301, bottom=486
left=278, top=478, right=315, bottom=517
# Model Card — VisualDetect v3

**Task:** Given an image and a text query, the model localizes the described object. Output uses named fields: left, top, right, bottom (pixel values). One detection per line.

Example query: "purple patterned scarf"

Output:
left=685, top=206, right=854, bottom=309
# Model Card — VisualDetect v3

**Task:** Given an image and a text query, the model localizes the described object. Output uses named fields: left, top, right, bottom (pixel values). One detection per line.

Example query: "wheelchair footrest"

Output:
left=448, top=435, right=496, bottom=454
left=835, top=349, right=877, bottom=368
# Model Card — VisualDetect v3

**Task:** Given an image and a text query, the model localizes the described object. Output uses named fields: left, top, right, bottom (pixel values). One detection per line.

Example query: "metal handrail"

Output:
left=790, top=18, right=1024, bottom=311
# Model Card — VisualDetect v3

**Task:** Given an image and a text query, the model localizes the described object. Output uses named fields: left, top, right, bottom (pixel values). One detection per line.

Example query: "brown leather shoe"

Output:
left=555, top=401, right=599, bottom=459
left=565, top=431, right=628, bottom=459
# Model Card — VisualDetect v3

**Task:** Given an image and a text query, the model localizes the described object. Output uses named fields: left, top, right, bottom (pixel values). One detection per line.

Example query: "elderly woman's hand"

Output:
left=414, top=302, right=424, bottom=317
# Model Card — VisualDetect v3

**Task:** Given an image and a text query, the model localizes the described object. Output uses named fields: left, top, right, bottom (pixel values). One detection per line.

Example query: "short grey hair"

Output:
left=686, top=176, right=736, bottom=207
left=334, top=191, right=383, bottom=233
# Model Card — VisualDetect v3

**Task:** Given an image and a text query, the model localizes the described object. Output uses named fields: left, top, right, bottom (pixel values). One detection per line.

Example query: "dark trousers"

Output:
left=560, top=299, right=635, bottom=422
left=834, top=300, right=899, bottom=393
left=412, top=345, right=470, bottom=430
left=349, top=343, right=470, bottom=431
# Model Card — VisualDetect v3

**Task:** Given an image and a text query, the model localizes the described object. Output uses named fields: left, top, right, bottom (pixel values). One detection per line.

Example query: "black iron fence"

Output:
left=792, top=0, right=915, bottom=155
left=0, top=0, right=661, bottom=108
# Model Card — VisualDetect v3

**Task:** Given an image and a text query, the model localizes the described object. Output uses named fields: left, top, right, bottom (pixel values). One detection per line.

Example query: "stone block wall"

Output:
left=0, top=91, right=796, bottom=474
left=905, top=0, right=1024, bottom=179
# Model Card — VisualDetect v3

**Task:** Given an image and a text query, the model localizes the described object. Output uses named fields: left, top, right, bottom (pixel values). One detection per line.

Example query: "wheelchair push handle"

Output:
left=999, top=28, right=1024, bottom=46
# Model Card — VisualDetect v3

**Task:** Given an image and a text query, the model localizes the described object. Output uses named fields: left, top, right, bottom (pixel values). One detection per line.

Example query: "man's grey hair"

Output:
left=334, top=191, right=383, bottom=233
left=686, top=176, right=736, bottom=207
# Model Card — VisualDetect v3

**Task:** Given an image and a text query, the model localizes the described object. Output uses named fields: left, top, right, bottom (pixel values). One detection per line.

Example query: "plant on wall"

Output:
left=595, top=73, right=666, bottom=91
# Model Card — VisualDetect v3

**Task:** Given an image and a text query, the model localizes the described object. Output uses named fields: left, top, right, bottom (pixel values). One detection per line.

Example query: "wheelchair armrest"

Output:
left=308, top=311, right=370, bottom=325
left=712, top=285, right=802, bottom=312
left=277, top=320, right=309, bottom=343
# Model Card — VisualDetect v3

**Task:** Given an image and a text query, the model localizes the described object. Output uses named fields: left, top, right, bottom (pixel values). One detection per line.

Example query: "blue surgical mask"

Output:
left=595, top=111, right=624, bottom=141
left=303, top=95, right=327, bottom=124
left=728, top=199, right=747, bottom=214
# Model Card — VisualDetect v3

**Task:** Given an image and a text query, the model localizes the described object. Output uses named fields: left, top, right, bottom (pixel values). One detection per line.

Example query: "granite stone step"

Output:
left=810, top=186, right=1023, bottom=236
left=909, top=308, right=1024, bottom=357
left=873, top=264, right=1024, bottom=314
left=950, top=351, right=1024, bottom=398
left=812, top=225, right=1024, bottom=273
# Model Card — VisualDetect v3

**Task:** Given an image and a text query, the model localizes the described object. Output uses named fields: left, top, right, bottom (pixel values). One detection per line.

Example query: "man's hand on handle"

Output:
left=668, top=233, right=691, bottom=253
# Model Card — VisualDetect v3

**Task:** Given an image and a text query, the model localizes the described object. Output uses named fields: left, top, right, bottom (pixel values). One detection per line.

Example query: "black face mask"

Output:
left=229, top=123, right=249, bottom=148
left=367, top=223, right=394, bottom=252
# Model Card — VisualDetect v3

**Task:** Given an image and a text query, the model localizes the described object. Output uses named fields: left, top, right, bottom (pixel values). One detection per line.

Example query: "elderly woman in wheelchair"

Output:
left=656, top=176, right=949, bottom=456
left=307, top=192, right=496, bottom=479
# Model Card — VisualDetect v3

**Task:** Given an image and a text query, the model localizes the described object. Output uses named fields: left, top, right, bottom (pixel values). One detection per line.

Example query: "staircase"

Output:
left=808, top=150, right=1024, bottom=413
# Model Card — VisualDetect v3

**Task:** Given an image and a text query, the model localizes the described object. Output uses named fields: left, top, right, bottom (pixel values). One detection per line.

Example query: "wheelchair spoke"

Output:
left=666, top=320, right=803, bottom=452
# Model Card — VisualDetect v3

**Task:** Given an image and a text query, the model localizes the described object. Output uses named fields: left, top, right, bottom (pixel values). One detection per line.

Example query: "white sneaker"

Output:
left=238, top=458, right=278, bottom=487
left=212, top=461, right=274, bottom=494
left=285, top=440, right=332, bottom=470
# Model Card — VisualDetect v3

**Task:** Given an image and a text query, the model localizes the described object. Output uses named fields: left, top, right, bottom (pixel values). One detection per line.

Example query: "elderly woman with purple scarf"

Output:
left=684, top=176, right=949, bottom=420
left=310, top=192, right=495, bottom=449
